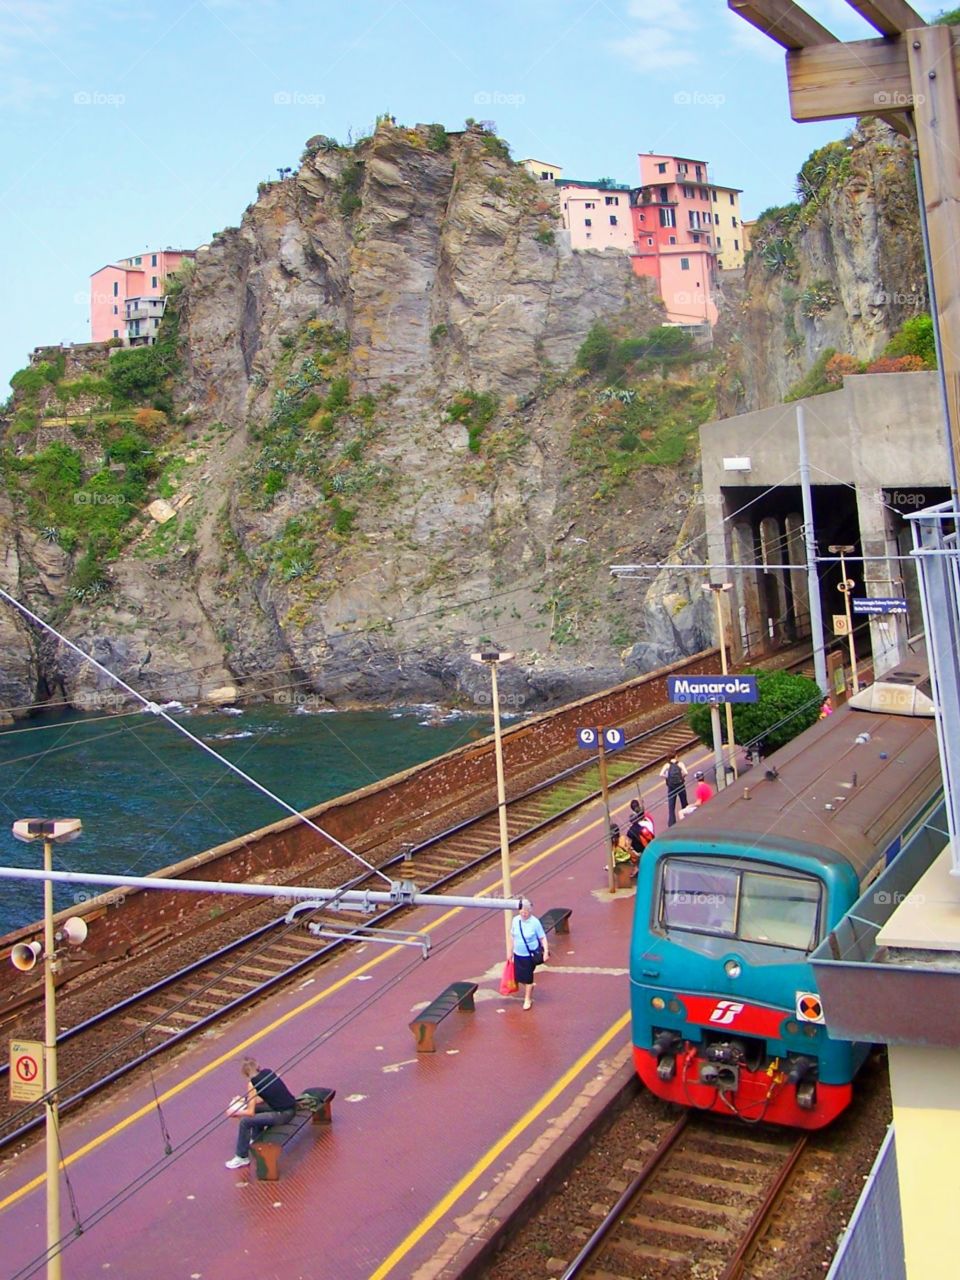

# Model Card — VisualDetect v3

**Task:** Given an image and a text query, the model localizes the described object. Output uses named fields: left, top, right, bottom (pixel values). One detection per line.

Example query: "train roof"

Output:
left=653, top=677, right=941, bottom=880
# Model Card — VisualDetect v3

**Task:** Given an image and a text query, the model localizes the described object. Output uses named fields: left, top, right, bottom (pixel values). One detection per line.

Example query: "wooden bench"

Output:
left=409, top=980, right=478, bottom=1053
left=249, top=1086, right=335, bottom=1181
left=540, top=907, right=572, bottom=937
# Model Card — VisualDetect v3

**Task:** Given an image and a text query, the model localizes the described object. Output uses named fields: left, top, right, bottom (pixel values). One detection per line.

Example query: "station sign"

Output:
left=667, top=675, right=758, bottom=704
left=852, top=597, right=908, bottom=616
left=9, top=1039, right=43, bottom=1103
left=577, top=727, right=626, bottom=750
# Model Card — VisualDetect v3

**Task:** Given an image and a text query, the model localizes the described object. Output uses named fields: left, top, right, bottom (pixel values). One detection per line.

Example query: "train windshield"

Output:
left=659, top=859, right=822, bottom=951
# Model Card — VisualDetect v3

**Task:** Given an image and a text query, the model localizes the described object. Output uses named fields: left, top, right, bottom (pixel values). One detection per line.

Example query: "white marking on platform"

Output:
left=382, top=1058, right=420, bottom=1073
left=344, top=1093, right=368, bottom=1101
left=544, top=966, right=629, bottom=976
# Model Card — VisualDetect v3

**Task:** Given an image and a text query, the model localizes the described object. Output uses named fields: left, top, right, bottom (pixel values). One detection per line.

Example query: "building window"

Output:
left=669, top=235, right=677, bottom=244
left=647, top=237, right=654, bottom=245
left=717, top=237, right=722, bottom=248
left=113, top=281, right=119, bottom=297
left=609, top=215, right=618, bottom=225
left=734, top=239, right=740, bottom=250
left=683, top=185, right=694, bottom=198
left=584, top=218, right=592, bottom=227
left=151, top=275, right=158, bottom=288
left=680, top=257, right=690, bottom=270
left=730, top=193, right=735, bottom=205
left=659, top=206, right=676, bottom=227
left=585, top=201, right=595, bottom=209
left=113, top=329, right=119, bottom=338
left=689, top=210, right=701, bottom=228
left=692, top=233, right=700, bottom=243
left=151, top=254, right=157, bottom=266
left=134, top=255, right=141, bottom=264
left=657, top=162, right=666, bottom=173
left=712, top=190, right=718, bottom=202
left=732, top=216, right=738, bottom=227
left=659, top=186, right=669, bottom=203
left=112, top=305, right=118, bottom=315
left=678, top=162, right=688, bottom=175
left=154, top=318, right=160, bottom=328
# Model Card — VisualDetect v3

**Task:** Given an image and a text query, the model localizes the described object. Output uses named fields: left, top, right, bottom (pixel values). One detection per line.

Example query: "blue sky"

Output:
left=0, top=0, right=945, bottom=393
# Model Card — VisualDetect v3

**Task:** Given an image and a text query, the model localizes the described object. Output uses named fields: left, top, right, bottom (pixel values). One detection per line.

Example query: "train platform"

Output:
left=0, top=768, right=695, bottom=1280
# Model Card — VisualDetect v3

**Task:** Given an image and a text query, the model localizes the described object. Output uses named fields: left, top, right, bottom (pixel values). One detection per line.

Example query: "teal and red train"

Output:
left=630, top=664, right=942, bottom=1128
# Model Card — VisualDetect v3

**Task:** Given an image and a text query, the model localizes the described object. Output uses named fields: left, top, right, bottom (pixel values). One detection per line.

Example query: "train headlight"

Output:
left=724, top=958, right=742, bottom=979
left=651, top=996, right=666, bottom=1010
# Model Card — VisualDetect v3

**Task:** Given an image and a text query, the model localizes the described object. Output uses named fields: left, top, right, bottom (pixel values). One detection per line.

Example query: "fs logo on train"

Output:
left=796, top=992, right=824, bottom=1024
left=708, top=1000, right=745, bottom=1025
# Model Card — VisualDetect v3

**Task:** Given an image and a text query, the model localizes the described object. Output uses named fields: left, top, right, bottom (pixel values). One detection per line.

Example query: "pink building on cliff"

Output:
left=90, top=248, right=194, bottom=344
left=630, top=154, right=719, bottom=327
left=557, top=180, right=635, bottom=252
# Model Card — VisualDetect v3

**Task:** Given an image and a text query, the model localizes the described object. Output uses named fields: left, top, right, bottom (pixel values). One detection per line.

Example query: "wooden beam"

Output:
left=727, top=0, right=835, bottom=51
left=843, top=1, right=926, bottom=38
left=787, top=35, right=914, bottom=121
left=908, top=23, right=960, bottom=493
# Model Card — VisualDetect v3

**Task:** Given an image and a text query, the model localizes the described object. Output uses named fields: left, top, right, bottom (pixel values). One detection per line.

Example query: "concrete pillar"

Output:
left=759, top=516, right=789, bottom=646
left=887, top=1044, right=960, bottom=1279
left=856, top=485, right=907, bottom=676
left=785, top=512, right=810, bottom=641
left=731, top=520, right=762, bottom=660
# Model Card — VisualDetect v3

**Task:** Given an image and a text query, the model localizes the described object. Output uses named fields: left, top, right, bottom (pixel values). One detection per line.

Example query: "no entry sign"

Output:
left=10, top=1038, right=44, bottom=1103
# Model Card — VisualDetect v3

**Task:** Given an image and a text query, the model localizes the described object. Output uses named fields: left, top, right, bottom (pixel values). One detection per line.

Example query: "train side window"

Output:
left=660, top=861, right=737, bottom=935
left=739, top=872, right=821, bottom=951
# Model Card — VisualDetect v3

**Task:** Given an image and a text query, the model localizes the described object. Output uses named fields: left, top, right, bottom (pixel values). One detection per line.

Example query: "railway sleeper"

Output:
left=623, top=1212, right=733, bottom=1244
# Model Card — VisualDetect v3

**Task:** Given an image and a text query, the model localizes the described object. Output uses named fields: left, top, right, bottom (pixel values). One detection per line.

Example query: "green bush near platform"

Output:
left=685, top=669, right=823, bottom=756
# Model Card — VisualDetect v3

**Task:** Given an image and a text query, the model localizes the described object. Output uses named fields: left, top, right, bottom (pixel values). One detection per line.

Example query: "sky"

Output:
left=0, top=0, right=948, bottom=393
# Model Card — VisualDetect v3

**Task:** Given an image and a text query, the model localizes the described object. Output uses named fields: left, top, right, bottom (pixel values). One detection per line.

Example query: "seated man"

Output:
left=225, top=1057, right=298, bottom=1170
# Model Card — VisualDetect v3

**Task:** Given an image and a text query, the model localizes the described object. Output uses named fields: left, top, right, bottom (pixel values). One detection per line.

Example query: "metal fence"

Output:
left=827, top=1127, right=905, bottom=1280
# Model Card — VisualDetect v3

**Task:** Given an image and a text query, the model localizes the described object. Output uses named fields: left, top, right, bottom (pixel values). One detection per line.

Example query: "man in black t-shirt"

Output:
left=225, top=1057, right=298, bottom=1169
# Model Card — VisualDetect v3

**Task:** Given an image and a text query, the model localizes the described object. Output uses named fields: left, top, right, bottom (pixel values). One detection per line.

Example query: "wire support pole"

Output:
left=42, top=838, right=62, bottom=1280
left=797, top=402, right=828, bottom=692
left=0, top=585, right=386, bottom=883
left=0, top=865, right=523, bottom=913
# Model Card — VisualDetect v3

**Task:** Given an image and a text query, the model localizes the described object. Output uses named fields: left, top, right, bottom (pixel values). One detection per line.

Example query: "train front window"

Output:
left=659, top=859, right=822, bottom=951
left=739, top=872, right=821, bottom=950
left=661, top=862, right=738, bottom=935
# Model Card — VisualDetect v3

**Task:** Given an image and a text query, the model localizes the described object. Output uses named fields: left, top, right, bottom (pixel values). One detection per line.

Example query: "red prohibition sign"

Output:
left=15, top=1055, right=39, bottom=1082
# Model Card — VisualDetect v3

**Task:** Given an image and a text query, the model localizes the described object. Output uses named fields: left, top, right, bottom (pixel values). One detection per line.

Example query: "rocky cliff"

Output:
left=718, top=119, right=926, bottom=415
left=1, top=122, right=717, bottom=716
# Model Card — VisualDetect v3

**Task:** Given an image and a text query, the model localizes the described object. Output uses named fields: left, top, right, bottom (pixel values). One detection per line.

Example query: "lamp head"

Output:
left=12, top=818, right=82, bottom=844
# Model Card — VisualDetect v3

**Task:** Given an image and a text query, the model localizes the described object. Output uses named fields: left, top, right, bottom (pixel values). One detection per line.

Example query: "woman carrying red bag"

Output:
left=510, top=899, right=548, bottom=1010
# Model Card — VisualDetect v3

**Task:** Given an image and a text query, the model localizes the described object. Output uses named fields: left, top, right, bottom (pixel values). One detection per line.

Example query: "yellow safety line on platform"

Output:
left=369, top=1011, right=633, bottom=1280
left=0, top=803, right=618, bottom=1216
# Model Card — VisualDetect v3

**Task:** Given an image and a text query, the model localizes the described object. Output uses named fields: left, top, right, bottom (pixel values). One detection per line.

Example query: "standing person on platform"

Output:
left=693, top=770, right=714, bottom=807
left=626, top=799, right=656, bottom=873
left=510, top=899, right=548, bottom=1011
left=660, top=754, right=689, bottom=827
left=225, top=1057, right=297, bottom=1169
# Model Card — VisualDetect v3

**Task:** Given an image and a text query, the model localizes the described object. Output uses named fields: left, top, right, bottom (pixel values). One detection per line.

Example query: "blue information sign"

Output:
left=576, top=728, right=598, bottom=749
left=577, top=726, right=626, bottom=750
left=667, top=675, right=759, bottom=704
left=852, top=597, right=908, bottom=616
left=602, top=727, right=626, bottom=751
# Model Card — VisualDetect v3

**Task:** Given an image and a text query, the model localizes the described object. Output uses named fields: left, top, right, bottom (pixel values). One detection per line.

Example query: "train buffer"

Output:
left=409, top=981, right=478, bottom=1053
left=249, top=1087, right=335, bottom=1181
left=540, top=907, right=572, bottom=937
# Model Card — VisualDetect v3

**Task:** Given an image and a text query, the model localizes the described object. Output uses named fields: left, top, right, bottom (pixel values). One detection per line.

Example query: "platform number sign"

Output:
left=9, top=1039, right=43, bottom=1102
left=577, top=727, right=625, bottom=751
left=796, top=992, right=825, bottom=1025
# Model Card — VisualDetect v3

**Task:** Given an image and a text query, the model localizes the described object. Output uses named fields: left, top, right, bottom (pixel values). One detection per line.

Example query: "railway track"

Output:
left=0, top=644, right=817, bottom=1158
left=0, top=710, right=697, bottom=1157
left=559, top=1112, right=807, bottom=1280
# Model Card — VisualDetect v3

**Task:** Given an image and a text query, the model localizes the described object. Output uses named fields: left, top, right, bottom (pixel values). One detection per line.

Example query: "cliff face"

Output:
left=718, top=120, right=926, bottom=414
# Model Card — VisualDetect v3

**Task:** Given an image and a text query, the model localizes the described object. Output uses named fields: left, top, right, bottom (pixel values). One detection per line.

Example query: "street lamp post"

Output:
left=704, top=582, right=738, bottom=788
left=829, top=545, right=860, bottom=693
left=11, top=818, right=84, bottom=1280
left=470, top=652, right=515, bottom=957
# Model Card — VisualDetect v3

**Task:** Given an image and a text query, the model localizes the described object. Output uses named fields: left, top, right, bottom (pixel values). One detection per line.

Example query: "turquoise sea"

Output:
left=0, top=702, right=493, bottom=935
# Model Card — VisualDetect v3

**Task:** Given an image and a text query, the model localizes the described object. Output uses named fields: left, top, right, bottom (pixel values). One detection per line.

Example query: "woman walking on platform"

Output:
left=511, top=899, right=548, bottom=1010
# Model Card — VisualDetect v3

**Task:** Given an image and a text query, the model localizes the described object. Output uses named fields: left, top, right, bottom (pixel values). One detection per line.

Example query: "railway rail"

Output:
left=558, top=1111, right=807, bottom=1280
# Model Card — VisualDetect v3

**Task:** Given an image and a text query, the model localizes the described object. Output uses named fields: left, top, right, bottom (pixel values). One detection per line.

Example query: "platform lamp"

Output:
left=470, top=651, right=515, bottom=957
left=11, top=818, right=86, bottom=1280
left=828, top=545, right=860, bottom=694
left=703, top=583, right=738, bottom=788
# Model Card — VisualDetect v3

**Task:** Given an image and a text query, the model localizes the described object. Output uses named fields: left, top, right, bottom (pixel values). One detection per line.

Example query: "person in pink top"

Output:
left=693, top=771, right=714, bottom=806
